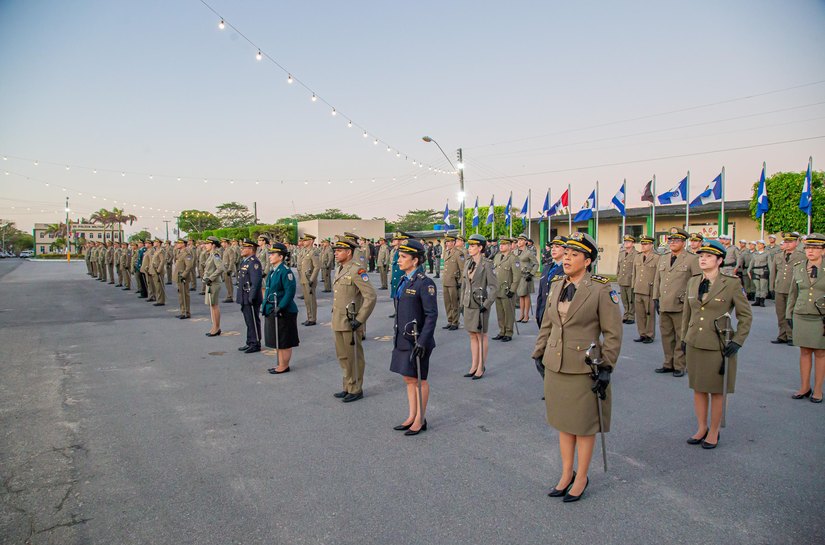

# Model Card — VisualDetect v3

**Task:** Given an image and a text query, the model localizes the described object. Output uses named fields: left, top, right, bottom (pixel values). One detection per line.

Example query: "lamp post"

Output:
left=65, top=197, right=71, bottom=262
left=422, top=136, right=465, bottom=237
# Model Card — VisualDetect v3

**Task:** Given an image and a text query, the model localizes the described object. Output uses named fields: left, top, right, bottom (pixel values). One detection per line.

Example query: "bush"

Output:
left=192, top=223, right=296, bottom=244
left=34, top=254, right=84, bottom=260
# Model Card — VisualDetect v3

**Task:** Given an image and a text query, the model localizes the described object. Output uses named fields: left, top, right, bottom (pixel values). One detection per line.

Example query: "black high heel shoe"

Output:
left=548, top=471, right=576, bottom=497
left=701, top=432, right=720, bottom=449
left=792, top=389, right=812, bottom=399
left=563, top=477, right=589, bottom=503
left=404, top=420, right=427, bottom=436
left=687, top=429, right=709, bottom=445
left=463, top=370, right=478, bottom=378
left=393, top=422, right=413, bottom=431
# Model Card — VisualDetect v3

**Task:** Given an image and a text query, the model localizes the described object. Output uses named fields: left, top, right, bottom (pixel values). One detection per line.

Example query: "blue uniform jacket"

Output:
left=262, top=263, right=298, bottom=316
left=135, top=247, right=145, bottom=273
left=236, top=255, right=263, bottom=305
left=536, top=261, right=564, bottom=326
left=393, top=272, right=438, bottom=350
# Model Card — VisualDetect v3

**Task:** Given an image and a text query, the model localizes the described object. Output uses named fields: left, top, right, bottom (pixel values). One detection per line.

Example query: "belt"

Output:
left=723, top=262, right=735, bottom=266
left=752, top=266, right=768, bottom=270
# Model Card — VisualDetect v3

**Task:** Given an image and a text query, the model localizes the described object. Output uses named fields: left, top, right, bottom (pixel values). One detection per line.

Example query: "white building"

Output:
left=33, top=222, right=124, bottom=256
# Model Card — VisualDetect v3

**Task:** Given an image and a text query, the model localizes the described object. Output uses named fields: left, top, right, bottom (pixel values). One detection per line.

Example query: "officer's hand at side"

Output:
left=591, top=364, right=612, bottom=399
left=479, top=306, right=487, bottom=314
left=349, top=319, right=361, bottom=331
left=204, top=278, right=212, bottom=286
left=722, top=341, right=741, bottom=357
left=412, top=344, right=425, bottom=359
left=681, top=341, right=687, bottom=353
left=654, top=299, right=660, bottom=314
left=534, top=357, right=545, bottom=378
left=276, top=308, right=285, bottom=318
left=787, top=318, right=793, bottom=329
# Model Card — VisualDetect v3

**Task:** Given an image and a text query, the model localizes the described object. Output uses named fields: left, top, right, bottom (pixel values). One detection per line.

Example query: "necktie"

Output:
left=812, top=266, right=818, bottom=279
left=560, top=283, right=576, bottom=303
left=670, top=255, right=677, bottom=267
left=698, top=278, right=710, bottom=301
left=785, top=254, right=790, bottom=263
left=468, top=260, right=476, bottom=273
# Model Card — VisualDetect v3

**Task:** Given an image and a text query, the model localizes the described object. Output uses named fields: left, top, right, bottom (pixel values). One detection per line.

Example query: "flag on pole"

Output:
left=799, top=159, right=813, bottom=217
left=486, top=195, right=495, bottom=224
left=611, top=181, right=626, bottom=217
left=756, top=164, right=769, bottom=218
left=472, top=197, right=480, bottom=228
left=641, top=180, right=655, bottom=203
left=573, top=190, right=596, bottom=222
left=443, top=202, right=450, bottom=226
left=547, top=188, right=569, bottom=216
left=657, top=177, right=688, bottom=205
left=504, top=194, right=512, bottom=226
left=541, top=190, right=550, bottom=219
left=689, top=173, right=723, bottom=207
left=520, top=196, right=529, bottom=216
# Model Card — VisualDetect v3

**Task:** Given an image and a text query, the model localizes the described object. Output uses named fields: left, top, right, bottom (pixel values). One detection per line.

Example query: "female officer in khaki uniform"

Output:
left=515, top=234, right=539, bottom=323
left=532, top=232, right=622, bottom=502
left=462, top=234, right=497, bottom=379
left=681, top=239, right=752, bottom=449
left=786, top=233, right=825, bottom=403
left=202, top=236, right=226, bottom=337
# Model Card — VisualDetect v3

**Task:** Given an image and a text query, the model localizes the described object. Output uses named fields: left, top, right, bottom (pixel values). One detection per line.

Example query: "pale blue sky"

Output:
left=1, top=0, right=824, bottom=234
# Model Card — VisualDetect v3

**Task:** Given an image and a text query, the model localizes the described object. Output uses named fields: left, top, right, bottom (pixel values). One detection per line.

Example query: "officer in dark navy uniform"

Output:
left=390, top=239, right=438, bottom=436
left=236, top=238, right=263, bottom=354
left=536, top=235, right=568, bottom=328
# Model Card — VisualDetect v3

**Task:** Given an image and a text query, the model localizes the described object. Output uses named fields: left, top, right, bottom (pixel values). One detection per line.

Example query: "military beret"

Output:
left=468, top=234, right=487, bottom=247
left=268, top=242, right=289, bottom=255
left=639, top=235, right=655, bottom=244
left=783, top=232, right=801, bottom=241
left=565, top=232, right=598, bottom=260
left=697, top=239, right=725, bottom=256
left=667, top=227, right=689, bottom=240
left=551, top=235, right=568, bottom=246
left=241, top=238, right=256, bottom=248
left=804, top=233, right=825, bottom=248
left=398, top=239, right=426, bottom=257
left=623, top=234, right=637, bottom=242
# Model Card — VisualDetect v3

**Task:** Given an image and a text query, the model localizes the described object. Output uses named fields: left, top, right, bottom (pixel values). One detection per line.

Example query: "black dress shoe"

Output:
left=304, top=321, right=316, bottom=326
left=463, top=371, right=477, bottom=378
left=501, top=336, right=512, bottom=342
left=268, top=367, right=290, bottom=374
left=633, top=337, right=645, bottom=342
left=205, top=330, right=221, bottom=337
left=393, top=422, right=413, bottom=431
left=811, top=396, right=823, bottom=403
left=301, top=321, right=308, bottom=326
left=701, top=433, right=720, bottom=449
left=770, top=338, right=788, bottom=344
left=686, top=430, right=708, bottom=445
left=442, top=324, right=453, bottom=329
left=548, top=471, right=577, bottom=497
left=244, top=346, right=261, bottom=354
left=388, top=313, right=396, bottom=318
left=654, top=367, right=673, bottom=373
left=404, top=420, right=427, bottom=436
left=625, top=319, right=635, bottom=324
left=792, top=389, right=812, bottom=399
left=342, top=391, right=363, bottom=403
left=563, top=477, right=589, bottom=503
left=672, top=370, right=685, bottom=377
left=153, top=303, right=165, bottom=306
left=333, top=390, right=348, bottom=398
left=181, top=315, right=191, bottom=319
left=472, top=373, right=484, bottom=380
left=642, top=337, right=654, bottom=344
left=238, top=345, right=249, bottom=351
left=492, top=334, right=504, bottom=340
left=449, top=325, right=459, bottom=330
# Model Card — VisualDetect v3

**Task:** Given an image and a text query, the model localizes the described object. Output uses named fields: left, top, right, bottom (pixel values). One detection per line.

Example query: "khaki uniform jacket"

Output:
left=140, top=247, right=154, bottom=275
left=723, top=245, right=741, bottom=270
left=222, top=246, right=237, bottom=277
left=532, top=274, right=623, bottom=373
left=617, top=248, right=636, bottom=287
left=151, top=247, right=166, bottom=276
left=442, top=247, right=464, bottom=287
left=514, top=248, right=539, bottom=293
left=771, top=249, right=806, bottom=294
left=747, top=251, right=771, bottom=277
left=632, top=252, right=659, bottom=296
left=376, top=245, right=389, bottom=268
left=461, top=258, right=497, bottom=311
left=331, top=259, right=377, bottom=331
left=198, top=247, right=209, bottom=274
left=681, top=274, right=752, bottom=350
left=322, top=246, right=336, bottom=269
left=300, top=248, right=321, bottom=285
left=652, top=251, right=702, bottom=312
left=256, top=246, right=271, bottom=276
left=493, top=252, right=521, bottom=298
left=130, top=248, right=138, bottom=272
left=175, top=247, right=195, bottom=280
left=113, top=247, right=121, bottom=267
left=165, top=245, right=173, bottom=266
left=106, top=246, right=114, bottom=264
left=787, top=261, right=825, bottom=317
left=203, top=250, right=225, bottom=283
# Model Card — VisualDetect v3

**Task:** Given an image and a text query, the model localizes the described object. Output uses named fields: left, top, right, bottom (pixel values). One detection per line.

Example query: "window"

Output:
left=619, top=225, right=644, bottom=242
left=97, top=233, right=102, bottom=239
left=40, top=246, right=45, bottom=253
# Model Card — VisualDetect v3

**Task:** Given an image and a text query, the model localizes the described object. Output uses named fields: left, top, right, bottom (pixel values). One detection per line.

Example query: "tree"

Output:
left=129, top=230, right=152, bottom=242
left=372, top=217, right=397, bottom=233
left=45, top=222, right=68, bottom=238
left=89, top=208, right=113, bottom=240
left=749, top=170, right=824, bottom=234
left=49, top=237, right=67, bottom=253
left=460, top=205, right=526, bottom=239
left=216, top=202, right=255, bottom=228
left=285, top=209, right=361, bottom=222
left=108, top=207, right=138, bottom=242
left=394, top=209, right=442, bottom=232
left=179, top=210, right=221, bottom=234
left=9, top=232, right=33, bottom=253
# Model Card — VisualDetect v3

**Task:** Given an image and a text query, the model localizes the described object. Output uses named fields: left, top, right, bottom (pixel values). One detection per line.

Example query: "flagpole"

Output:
left=508, top=191, right=513, bottom=238
left=621, top=178, right=626, bottom=236
left=760, top=161, right=766, bottom=240
left=685, top=170, right=690, bottom=231
left=652, top=174, right=657, bottom=239
left=594, top=180, right=600, bottom=273
left=807, top=157, right=813, bottom=234
left=720, top=167, right=726, bottom=235
left=567, top=183, right=572, bottom=233
left=548, top=187, right=552, bottom=242
left=528, top=189, right=532, bottom=240
left=492, top=196, right=496, bottom=242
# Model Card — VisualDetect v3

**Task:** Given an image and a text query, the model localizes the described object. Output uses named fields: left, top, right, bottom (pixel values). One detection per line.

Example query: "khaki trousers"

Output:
left=659, top=310, right=685, bottom=371
left=378, top=265, right=388, bottom=289
left=620, top=285, right=634, bottom=321
left=443, top=286, right=460, bottom=325
left=224, top=273, right=234, bottom=301
left=177, top=278, right=190, bottom=316
left=123, top=268, right=131, bottom=290
left=302, top=281, right=317, bottom=321
left=334, top=330, right=365, bottom=394
left=323, top=267, right=333, bottom=291
left=495, top=296, right=515, bottom=336
left=774, top=292, right=792, bottom=341
left=634, top=293, right=655, bottom=339
left=153, top=274, right=166, bottom=304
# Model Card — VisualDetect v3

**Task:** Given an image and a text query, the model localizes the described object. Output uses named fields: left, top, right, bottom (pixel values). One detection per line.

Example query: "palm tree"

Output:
left=90, top=208, right=113, bottom=241
left=109, top=208, right=138, bottom=242
left=45, top=222, right=67, bottom=238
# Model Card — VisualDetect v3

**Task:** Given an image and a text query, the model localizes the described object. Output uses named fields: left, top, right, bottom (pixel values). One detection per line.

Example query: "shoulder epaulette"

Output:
left=721, top=272, right=738, bottom=279
left=591, top=274, right=609, bottom=284
left=416, top=272, right=426, bottom=280
left=551, top=275, right=566, bottom=283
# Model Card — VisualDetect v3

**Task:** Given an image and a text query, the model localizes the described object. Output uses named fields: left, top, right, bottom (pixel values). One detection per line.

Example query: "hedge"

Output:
left=188, top=223, right=296, bottom=244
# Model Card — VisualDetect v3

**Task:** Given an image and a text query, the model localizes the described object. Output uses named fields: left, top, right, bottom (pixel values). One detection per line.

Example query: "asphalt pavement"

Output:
left=0, top=259, right=823, bottom=545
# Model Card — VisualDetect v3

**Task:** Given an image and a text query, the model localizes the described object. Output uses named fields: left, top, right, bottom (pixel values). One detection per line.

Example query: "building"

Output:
left=33, top=222, right=124, bottom=256
left=297, top=219, right=385, bottom=242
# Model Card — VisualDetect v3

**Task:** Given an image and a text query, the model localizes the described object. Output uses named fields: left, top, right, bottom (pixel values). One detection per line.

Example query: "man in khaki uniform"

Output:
left=163, top=241, right=173, bottom=285
left=741, top=240, right=756, bottom=299
left=113, top=242, right=122, bottom=286
left=174, top=238, right=195, bottom=318
left=343, top=232, right=369, bottom=271
left=119, top=243, right=130, bottom=290
left=687, top=232, right=703, bottom=254
left=433, top=239, right=442, bottom=278
left=652, top=227, right=701, bottom=376
left=198, top=241, right=209, bottom=295
left=220, top=239, right=235, bottom=302
left=321, top=238, right=335, bottom=292
left=95, top=242, right=106, bottom=282
left=150, top=239, right=167, bottom=306
left=330, top=238, right=377, bottom=402
left=719, top=234, right=740, bottom=276
left=187, top=239, right=198, bottom=291
left=770, top=232, right=806, bottom=344
left=748, top=240, right=770, bottom=306
left=441, top=235, right=464, bottom=330
left=105, top=241, right=115, bottom=284
left=492, top=237, right=521, bottom=342
left=617, top=235, right=637, bottom=323
left=141, top=240, right=155, bottom=300
left=632, top=235, right=658, bottom=343
left=376, top=238, right=390, bottom=290
left=299, top=234, right=321, bottom=326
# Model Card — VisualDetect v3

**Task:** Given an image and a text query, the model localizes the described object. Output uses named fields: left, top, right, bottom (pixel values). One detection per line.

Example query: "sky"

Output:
left=1, top=0, right=824, bottom=236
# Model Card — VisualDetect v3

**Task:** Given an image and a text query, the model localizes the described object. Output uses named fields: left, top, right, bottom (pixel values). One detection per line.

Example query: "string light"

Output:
left=311, top=93, right=317, bottom=102
left=65, top=165, right=70, bottom=170
left=121, top=172, right=125, bottom=177
left=331, top=108, right=336, bottom=116
left=34, top=160, right=38, bottom=166
left=256, top=50, right=262, bottom=61
left=373, top=139, right=378, bottom=145
left=218, top=19, right=225, bottom=29
left=363, top=131, right=368, bottom=138
left=347, top=120, right=352, bottom=128
left=287, top=74, right=293, bottom=84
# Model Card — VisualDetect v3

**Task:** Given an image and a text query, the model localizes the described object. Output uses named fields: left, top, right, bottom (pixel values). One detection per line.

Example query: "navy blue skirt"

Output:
left=390, top=347, right=431, bottom=380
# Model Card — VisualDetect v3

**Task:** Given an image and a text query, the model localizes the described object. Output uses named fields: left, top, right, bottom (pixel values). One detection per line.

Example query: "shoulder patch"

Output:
left=357, top=268, right=366, bottom=275
left=287, top=272, right=293, bottom=281
left=609, top=290, right=619, bottom=304
left=361, top=273, right=370, bottom=282
left=254, top=263, right=259, bottom=270
left=591, top=274, right=609, bottom=284
left=428, top=284, right=436, bottom=296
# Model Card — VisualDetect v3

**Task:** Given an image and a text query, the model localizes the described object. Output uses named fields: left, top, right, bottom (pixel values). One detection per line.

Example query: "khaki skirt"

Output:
left=792, top=314, right=825, bottom=350
left=686, top=345, right=737, bottom=394
left=517, top=277, right=535, bottom=296
left=545, top=370, right=611, bottom=436
left=463, top=305, right=491, bottom=334
left=204, top=281, right=222, bottom=305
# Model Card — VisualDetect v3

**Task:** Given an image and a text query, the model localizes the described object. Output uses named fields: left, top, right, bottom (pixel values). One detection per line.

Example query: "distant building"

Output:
left=33, top=222, right=123, bottom=256
left=297, top=219, right=385, bottom=243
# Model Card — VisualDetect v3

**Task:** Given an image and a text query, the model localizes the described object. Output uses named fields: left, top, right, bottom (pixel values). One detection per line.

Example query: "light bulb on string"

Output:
left=121, top=172, right=125, bottom=177
left=92, top=169, right=97, bottom=174
left=34, top=160, right=38, bottom=166
left=311, top=93, right=317, bottom=102
left=256, top=50, right=262, bottom=61
left=386, top=146, right=391, bottom=152
left=218, top=19, right=225, bottom=29
left=396, top=152, right=400, bottom=158
left=373, top=139, right=378, bottom=145
left=363, top=131, right=368, bottom=138
left=331, top=108, right=336, bottom=116
left=287, top=74, right=293, bottom=84
left=347, top=120, right=352, bottom=128
left=65, top=165, right=70, bottom=170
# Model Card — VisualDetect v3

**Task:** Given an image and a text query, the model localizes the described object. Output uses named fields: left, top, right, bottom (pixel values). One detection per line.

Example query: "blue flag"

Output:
left=541, top=190, right=550, bottom=220
left=756, top=164, right=769, bottom=218
left=573, top=190, right=596, bottom=222
left=690, top=173, right=722, bottom=208
left=799, top=159, right=813, bottom=217
left=443, top=202, right=450, bottom=226
left=611, top=181, right=626, bottom=217
left=486, top=195, right=495, bottom=224
left=658, top=177, right=688, bottom=205
left=472, top=197, right=479, bottom=228
left=520, top=196, right=528, bottom=217
left=504, top=194, right=512, bottom=226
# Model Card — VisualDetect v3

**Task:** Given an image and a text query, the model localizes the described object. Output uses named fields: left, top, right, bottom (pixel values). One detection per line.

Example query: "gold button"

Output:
left=557, top=352, right=561, bottom=356
left=700, top=317, right=704, bottom=321
left=699, top=327, right=703, bottom=331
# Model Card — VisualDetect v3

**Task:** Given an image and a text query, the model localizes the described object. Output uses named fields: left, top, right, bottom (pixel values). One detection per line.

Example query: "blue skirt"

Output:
left=390, top=347, right=431, bottom=380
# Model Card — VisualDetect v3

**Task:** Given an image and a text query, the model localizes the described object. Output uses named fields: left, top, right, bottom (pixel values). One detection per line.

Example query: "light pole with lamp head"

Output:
left=422, top=136, right=465, bottom=237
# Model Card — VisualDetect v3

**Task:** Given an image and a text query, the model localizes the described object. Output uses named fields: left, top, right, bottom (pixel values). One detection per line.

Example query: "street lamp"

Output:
left=422, top=136, right=465, bottom=236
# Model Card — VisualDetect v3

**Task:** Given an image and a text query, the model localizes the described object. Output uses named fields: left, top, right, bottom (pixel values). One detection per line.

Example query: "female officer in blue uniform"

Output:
left=390, top=240, right=438, bottom=436
left=262, top=242, right=299, bottom=374
left=236, top=239, right=263, bottom=354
